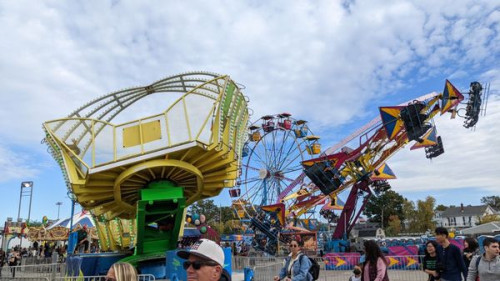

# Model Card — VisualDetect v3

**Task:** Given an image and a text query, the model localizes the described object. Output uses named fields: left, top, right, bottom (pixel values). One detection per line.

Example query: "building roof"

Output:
left=461, top=221, right=500, bottom=235
left=46, top=211, right=95, bottom=229
left=441, top=205, right=489, bottom=217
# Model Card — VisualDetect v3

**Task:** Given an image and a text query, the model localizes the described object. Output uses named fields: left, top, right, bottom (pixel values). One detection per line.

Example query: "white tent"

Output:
left=461, top=221, right=500, bottom=236
left=47, top=211, right=95, bottom=230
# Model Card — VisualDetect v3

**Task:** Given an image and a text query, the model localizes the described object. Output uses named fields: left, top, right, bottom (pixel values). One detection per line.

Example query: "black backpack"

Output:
left=299, top=254, right=320, bottom=280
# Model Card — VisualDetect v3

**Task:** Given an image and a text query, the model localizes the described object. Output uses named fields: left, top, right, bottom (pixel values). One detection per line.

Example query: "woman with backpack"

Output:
left=274, top=239, right=312, bottom=281
left=362, top=240, right=389, bottom=281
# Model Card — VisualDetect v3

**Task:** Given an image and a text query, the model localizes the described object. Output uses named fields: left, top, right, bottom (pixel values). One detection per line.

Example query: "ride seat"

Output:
left=303, top=161, right=344, bottom=195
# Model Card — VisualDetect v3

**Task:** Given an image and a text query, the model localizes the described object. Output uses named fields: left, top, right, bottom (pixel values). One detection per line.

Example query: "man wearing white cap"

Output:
left=177, top=238, right=231, bottom=281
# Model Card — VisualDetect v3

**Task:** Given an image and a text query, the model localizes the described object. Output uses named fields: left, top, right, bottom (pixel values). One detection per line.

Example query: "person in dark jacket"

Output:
left=435, top=227, right=466, bottom=281
left=462, top=237, right=479, bottom=271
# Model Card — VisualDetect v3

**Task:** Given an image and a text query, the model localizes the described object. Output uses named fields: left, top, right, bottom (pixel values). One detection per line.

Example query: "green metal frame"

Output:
left=121, top=180, right=185, bottom=265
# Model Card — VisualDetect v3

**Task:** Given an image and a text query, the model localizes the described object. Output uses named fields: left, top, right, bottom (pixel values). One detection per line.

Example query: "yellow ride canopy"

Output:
left=43, top=72, right=249, bottom=251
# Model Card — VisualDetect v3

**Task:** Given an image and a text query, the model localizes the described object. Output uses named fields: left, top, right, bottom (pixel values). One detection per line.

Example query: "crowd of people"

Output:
left=0, top=242, right=68, bottom=277
left=268, top=226, right=500, bottom=281
left=420, top=227, right=499, bottom=281
left=1, top=227, right=499, bottom=281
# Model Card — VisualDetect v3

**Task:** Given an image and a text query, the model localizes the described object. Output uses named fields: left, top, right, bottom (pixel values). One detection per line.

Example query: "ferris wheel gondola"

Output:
left=229, top=113, right=323, bottom=254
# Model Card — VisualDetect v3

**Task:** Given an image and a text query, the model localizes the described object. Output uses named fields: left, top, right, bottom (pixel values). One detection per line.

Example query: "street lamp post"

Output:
left=56, top=202, right=63, bottom=219
left=18, top=181, right=34, bottom=248
left=17, top=181, right=34, bottom=222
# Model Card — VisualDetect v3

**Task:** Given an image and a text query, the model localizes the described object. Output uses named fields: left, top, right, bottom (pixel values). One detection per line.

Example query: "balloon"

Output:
left=194, top=219, right=200, bottom=226
left=200, top=226, right=207, bottom=234
left=187, top=217, right=192, bottom=223
left=200, top=215, right=206, bottom=223
left=192, top=214, right=200, bottom=221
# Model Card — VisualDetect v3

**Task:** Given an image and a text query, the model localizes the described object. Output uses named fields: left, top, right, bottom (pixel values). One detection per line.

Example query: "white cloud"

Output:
left=1, top=1, right=498, bottom=142
left=0, top=0, right=498, bottom=195
left=0, top=143, right=40, bottom=182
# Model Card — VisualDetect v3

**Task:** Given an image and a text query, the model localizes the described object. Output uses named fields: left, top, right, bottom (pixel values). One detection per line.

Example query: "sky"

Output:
left=0, top=0, right=499, bottom=224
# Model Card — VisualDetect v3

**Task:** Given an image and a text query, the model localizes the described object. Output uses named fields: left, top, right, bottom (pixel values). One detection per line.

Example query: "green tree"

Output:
left=220, top=206, right=236, bottom=222
left=435, top=204, right=447, bottom=211
left=189, top=199, right=220, bottom=224
left=478, top=214, right=500, bottom=224
left=364, top=190, right=406, bottom=228
left=481, top=196, right=500, bottom=210
left=403, top=199, right=417, bottom=232
left=386, top=215, right=402, bottom=236
left=414, top=196, right=436, bottom=232
left=403, top=196, right=436, bottom=233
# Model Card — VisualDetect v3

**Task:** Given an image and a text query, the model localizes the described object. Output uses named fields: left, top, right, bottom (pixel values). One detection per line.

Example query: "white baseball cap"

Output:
left=177, top=239, right=225, bottom=266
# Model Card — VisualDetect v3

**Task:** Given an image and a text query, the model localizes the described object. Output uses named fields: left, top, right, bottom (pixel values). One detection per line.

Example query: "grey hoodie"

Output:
left=466, top=254, right=500, bottom=281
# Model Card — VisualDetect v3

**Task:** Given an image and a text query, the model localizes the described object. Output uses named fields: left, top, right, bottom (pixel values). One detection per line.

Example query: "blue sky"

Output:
left=0, top=0, right=499, bottom=224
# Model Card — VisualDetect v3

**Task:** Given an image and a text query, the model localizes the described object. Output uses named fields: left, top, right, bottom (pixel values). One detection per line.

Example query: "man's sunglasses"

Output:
left=183, top=260, right=219, bottom=270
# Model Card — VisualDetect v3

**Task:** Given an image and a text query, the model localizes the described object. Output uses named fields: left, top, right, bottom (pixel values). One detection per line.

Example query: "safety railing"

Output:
left=0, top=263, right=65, bottom=280
left=43, top=75, right=249, bottom=172
left=0, top=277, right=50, bottom=281
left=53, top=274, right=155, bottom=281
left=232, top=256, right=281, bottom=271
left=20, top=257, right=57, bottom=266
left=311, top=269, right=428, bottom=281
left=251, top=262, right=283, bottom=281
left=0, top=268, right=154, bottom=281
left=239, top=255, right=429, bottom=281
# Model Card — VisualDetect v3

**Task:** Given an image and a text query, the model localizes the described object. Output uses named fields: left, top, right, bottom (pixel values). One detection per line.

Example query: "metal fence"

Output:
left=0, top=273, right=154, bottom=281
left=52, top=274, right=155, bottom=281
left=0, top=278, right=50, bottom=281
left=232, top=256, right=280, bottom=271
left=0, top=263, right=65, bottom=280
left=20, top=257, right=56, bottom=266
left=234, top=255, right=429, bottom=281
left=0, top=263, right=154, bottom=281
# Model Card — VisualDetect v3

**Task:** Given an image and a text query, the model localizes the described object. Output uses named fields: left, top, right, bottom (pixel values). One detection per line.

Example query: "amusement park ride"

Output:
left=43, top=72, right=249, bottom=266
left=43, top=71, right=489, bottom=271
left=229, top=79, right=489, bottom=255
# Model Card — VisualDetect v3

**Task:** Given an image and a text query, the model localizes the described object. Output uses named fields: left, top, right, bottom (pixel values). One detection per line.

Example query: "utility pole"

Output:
left=56, top=202, right=63, bottom=219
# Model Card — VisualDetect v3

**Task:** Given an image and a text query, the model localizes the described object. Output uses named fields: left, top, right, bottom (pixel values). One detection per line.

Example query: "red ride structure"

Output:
left=233, top=80, right=489, bottom=255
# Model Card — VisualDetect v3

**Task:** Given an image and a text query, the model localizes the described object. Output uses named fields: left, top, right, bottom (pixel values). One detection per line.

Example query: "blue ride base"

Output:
left=69, top=247, right=232, bottom=279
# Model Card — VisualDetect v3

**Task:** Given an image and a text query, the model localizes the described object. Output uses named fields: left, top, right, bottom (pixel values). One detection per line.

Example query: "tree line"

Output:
left=187, top=195, right=500, bottom=236
left=364, top=192, right=500, bottom=236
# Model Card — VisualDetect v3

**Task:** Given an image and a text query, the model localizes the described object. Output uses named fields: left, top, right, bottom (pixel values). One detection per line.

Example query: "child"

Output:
left=349, top=265, right=362, bottom=281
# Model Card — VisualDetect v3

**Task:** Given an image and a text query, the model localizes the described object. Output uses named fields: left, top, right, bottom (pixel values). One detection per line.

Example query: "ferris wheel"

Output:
left=230, top=113, right=322, bottom=222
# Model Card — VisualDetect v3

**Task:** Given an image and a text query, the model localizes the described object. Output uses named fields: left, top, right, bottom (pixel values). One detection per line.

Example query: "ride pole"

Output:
left=69, top=199, right=75, bottom=231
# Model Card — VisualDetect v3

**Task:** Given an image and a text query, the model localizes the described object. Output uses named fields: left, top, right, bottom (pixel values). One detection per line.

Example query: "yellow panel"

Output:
left=237, top=210, right=245, bottom=218
left=122, top=120, right=162, bottom=148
